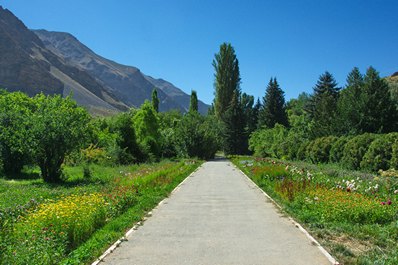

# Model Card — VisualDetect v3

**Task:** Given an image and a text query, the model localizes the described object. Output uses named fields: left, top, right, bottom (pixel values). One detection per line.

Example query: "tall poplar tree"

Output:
left=189, top=90, right=198, bottom=113
left=258, top=78, right=288, bottom=128
left=151, top=88, right=159, bottom=112
left=212, top=43, right=241, bottom=119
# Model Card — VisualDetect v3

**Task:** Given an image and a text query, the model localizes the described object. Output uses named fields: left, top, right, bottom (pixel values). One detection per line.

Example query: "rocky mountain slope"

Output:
left=0, top=6, right=124, bottom=115
left=0, top=6, right=209, bottom=115
left=33, top=30, right=209, bottom=113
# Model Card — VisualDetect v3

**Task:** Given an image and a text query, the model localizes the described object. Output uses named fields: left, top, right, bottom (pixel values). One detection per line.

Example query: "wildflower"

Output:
left=387, top=199, right=392, bottom=205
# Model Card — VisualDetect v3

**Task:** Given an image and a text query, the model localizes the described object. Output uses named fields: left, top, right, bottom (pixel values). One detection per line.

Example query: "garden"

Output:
left=231, top=156, right=398, bottom=265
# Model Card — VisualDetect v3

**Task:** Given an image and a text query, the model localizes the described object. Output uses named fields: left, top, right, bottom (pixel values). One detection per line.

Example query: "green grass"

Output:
left=0, top=160, right=201, bottom=264
left=230, top=156, right=398, bottom=265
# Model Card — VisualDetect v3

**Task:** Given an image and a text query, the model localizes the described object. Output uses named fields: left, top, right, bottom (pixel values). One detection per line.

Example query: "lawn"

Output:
left=231, top=156, right=398, bottom=265
left=0, top=160, right=201, bottom=264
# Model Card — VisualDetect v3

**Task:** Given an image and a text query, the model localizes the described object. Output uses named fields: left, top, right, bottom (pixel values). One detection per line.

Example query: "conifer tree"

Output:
left=258, top=78, right=288, bottom=128
left=308, top=71, right=340, bottom=137
left=337, top=67, right=364, bottom=134
left=359, top=67, right=397, bottom=133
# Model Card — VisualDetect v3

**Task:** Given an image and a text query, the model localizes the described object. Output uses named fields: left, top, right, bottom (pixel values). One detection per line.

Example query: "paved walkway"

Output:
left=102, top=159, right=332, bottom=265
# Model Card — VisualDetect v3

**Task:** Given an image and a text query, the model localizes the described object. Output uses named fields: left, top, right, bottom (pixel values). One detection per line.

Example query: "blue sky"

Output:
left=2, top=0, right=398, bottom=105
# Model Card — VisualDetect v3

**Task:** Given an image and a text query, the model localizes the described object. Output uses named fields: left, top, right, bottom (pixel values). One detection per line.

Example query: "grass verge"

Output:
left=230, top=156, right=398, bottom=265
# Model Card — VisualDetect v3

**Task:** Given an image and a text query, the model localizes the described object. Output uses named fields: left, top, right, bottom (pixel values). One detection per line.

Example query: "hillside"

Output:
left=0, top=6, right=122, bottom=115
left=34, top=30, right=210, bottom=114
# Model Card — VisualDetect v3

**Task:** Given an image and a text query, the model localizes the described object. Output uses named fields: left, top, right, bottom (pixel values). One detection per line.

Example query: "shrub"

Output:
left=360, top=133, right=398, bottom=172
left=341, top=133, right=378, bottom=170
left=329, top=136, right=353, bottom=164
left=391, top=139, right=398, bottom=169
left=248, top=124, right=288, bottom=159
left=296, top=141, right=310, bottom=161
left=307, top=136, right=338, bottom=164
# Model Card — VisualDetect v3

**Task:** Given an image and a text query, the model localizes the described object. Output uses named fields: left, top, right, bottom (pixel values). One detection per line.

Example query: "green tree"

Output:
left=258, top=78, right=288, bottom=128
left=308, top=71, right=340, bottom=137
left=0, top=91, right=35, bottom=175
left=113, top=111, right=142, bottom=163
left=213, top=43, right=241, bottom=119
left=359, top=67, right=397, bottom=133
left=222, top=91, right=246, bottom=155
left=32, top=94, right=90, bottom=182
left=189, top=90, right=198, bottom=113
left=337, top=67, right=364, bottom=134
left=174, top=112, right=220, bottom=159
left=151, top=88, right=159, bottom=112
left=133, top=101, right=161, bottom=160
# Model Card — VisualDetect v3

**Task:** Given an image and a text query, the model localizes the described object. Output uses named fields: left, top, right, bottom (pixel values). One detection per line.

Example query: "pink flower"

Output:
left=387, top=199, right=392, bottom=205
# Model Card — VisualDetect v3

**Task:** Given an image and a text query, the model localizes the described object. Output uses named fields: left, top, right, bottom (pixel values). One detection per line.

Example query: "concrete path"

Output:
left=102, top=159, right=332, bottom=265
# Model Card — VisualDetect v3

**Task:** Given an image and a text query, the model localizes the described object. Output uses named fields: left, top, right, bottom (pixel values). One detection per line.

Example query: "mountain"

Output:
left=33, top=30, right=210, bottom=114
left=0, top=6, right=209, bottom=115
left=144, top=75, right=210, bottom=114
left=0, top=6, right=124, bottom=115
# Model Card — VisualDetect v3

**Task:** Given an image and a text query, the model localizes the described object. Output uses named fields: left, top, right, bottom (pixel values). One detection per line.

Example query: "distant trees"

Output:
left=258, top=78, right=288, bottom=129
left=189, top=90, right=198, bottom=113
left=151, top=88, right=159, bottom=112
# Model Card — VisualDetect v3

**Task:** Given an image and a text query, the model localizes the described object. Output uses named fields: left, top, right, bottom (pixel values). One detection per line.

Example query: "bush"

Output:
left=296, top=141, right=310, bottom=161
left=360, top=133, right=398, bottom=172
left=329, top=136, right=353, bottom=164
left=248, top=124, right=288, bottom=159
left=391, top=139, right=398, bottom=169
left=341, top=133, right=378, bottom=170
left=307, top=136, right=338, bottom=164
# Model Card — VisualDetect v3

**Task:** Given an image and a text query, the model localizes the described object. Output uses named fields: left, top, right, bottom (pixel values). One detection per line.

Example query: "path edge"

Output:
left=231, top=162, right=340, bottom=265
left=91, top=164, right=202, bottom=265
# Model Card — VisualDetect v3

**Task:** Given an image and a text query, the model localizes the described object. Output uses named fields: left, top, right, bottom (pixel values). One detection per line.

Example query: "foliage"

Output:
left=359, top=67, right=397, bottom=133
left=336, top=67, right=364, bottom=135
left=189, top=90, right=198, bottom=113
left=222, top=91, right=246, bottom=155
left=32, top=94, right=90, bottom=182
left=132, top=101, right=161, bottom=160
left=0, top=92, right=35, bottom=175
left=257, top=78, right=288, bottom=128
left=249, top=124, right=289, bottom=158
left=151, top=88, right=159, bottom=112
left=174, top=113, right=220, bottom=159
left=307, top=136, right=338, bottom=164
left=307, top=71, right=340, bottom=137
left=360, top=133, right=398, bottom=172
left=329, top=136, right=353, bottom=164
left=212, top=42, right=241, bottom=119
left=341, top=133, right=378, bottom=170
